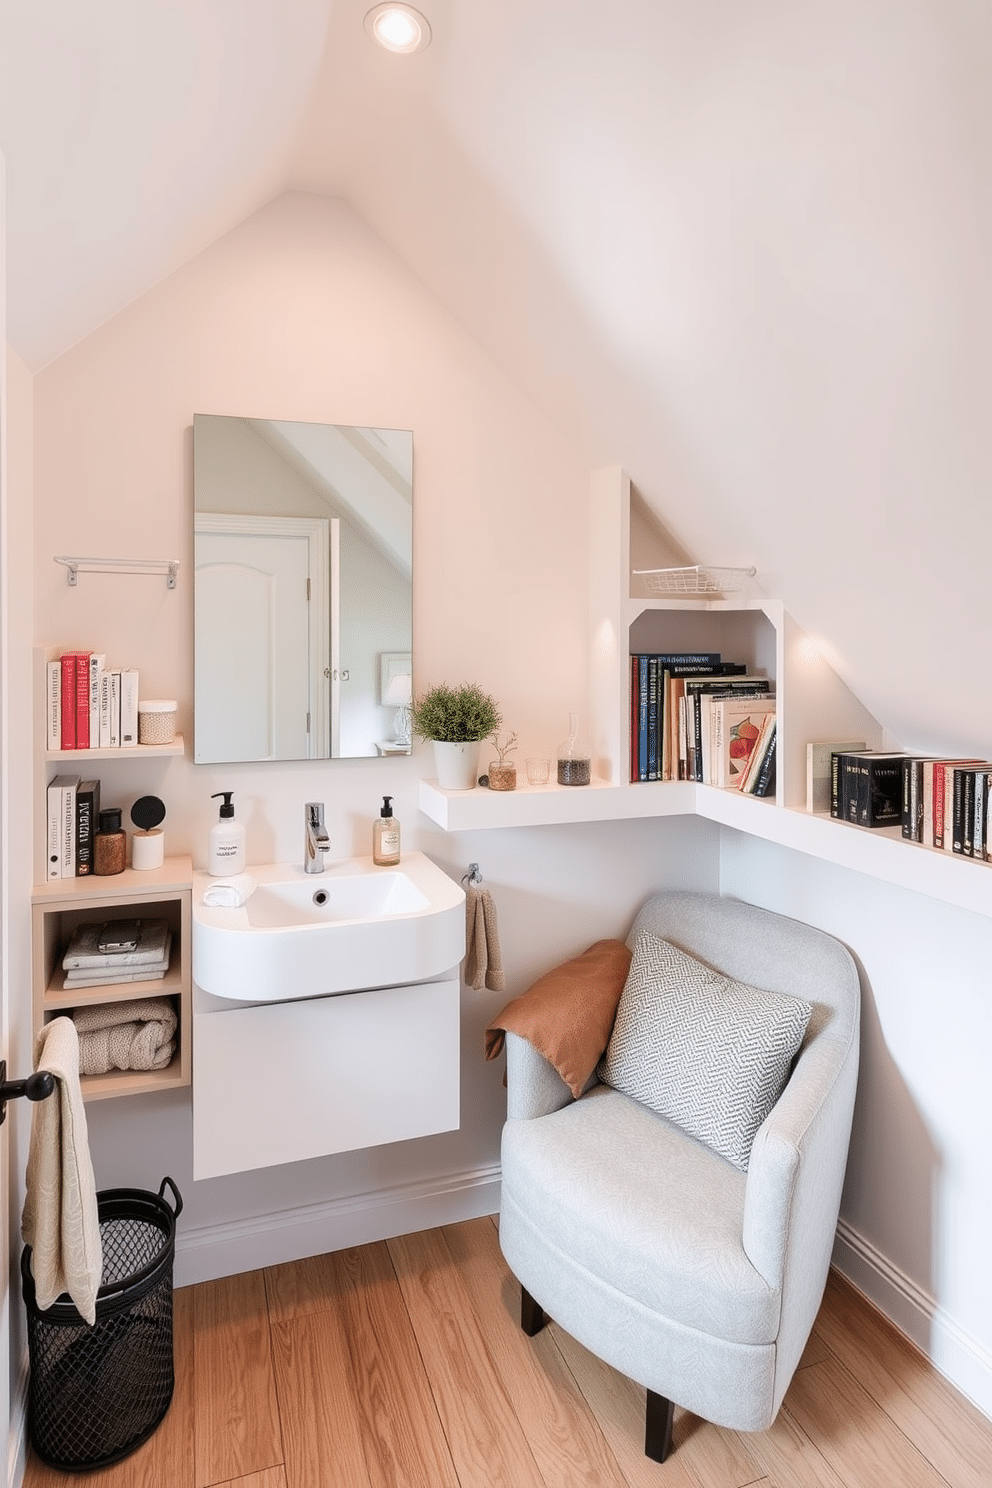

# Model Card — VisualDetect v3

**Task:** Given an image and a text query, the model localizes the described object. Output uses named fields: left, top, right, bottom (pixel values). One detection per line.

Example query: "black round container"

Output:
left=21, top=1176, right=183, bottom=1473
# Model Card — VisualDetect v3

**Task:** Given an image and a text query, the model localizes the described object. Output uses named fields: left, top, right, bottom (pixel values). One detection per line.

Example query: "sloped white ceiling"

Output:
left=0, top=0, right=334, bottom=365
left=2, top=1, right=991, bottom=753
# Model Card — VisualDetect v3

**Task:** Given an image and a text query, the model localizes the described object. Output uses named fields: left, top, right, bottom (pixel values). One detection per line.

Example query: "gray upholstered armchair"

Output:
left=498, top=890, right=860, bottom=1461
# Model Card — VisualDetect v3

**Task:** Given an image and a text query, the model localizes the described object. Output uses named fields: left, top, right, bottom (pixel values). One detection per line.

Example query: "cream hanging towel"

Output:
left=21, top=1017, right=102, bottom=1325
left=464, top=882, right=505, bottom=991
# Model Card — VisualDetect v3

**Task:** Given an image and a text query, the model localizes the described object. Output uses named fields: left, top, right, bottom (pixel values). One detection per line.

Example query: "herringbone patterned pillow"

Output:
left=597, top=932, right=813, bottom=1170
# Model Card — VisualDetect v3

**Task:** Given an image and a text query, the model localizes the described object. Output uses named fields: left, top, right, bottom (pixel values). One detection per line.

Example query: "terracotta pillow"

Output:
left=485, top=939, right=632, bottom=1098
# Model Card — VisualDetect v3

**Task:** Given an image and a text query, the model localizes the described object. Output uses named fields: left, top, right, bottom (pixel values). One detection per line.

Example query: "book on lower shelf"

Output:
left=74, top=779, right=100, bottom=876
left=60, top=922, right=173, bottom=989
left=710, top=696, right=777, bottom=790
left=62, top=918, right=171, bottom=971
left=806, top=740, right=867, bottom=814
left=738, top=714, right=777, bottom=795
left=832, top=749, right=910, bottom=833
left=46, top=773, right=79, bottom=880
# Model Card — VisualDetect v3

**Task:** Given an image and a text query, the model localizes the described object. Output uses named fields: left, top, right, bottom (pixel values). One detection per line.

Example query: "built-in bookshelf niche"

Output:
left=627, top=608, right=776, bottom=685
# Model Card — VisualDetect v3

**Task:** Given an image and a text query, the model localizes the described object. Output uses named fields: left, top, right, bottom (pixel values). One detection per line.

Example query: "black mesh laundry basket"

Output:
left=21, top=1176, right=183, bottom=1473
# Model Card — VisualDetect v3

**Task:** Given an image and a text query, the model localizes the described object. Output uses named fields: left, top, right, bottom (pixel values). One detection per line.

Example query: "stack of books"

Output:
left=46, top=650, right=139, bottom=750
left=821, top=746, right=992, bottom=859
left=46, top=776, right=101, bottom=880
left=61, top=919, right=172, bottom=990
left=629, top=652, right=776, bottom=794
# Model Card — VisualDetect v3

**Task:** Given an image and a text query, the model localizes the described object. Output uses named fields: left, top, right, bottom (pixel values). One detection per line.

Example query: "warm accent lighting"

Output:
left=364, top=4, right=432, bottom=53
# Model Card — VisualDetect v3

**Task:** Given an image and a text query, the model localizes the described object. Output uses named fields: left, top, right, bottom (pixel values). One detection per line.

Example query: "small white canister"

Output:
left=138, top=699, right=177, bottom=746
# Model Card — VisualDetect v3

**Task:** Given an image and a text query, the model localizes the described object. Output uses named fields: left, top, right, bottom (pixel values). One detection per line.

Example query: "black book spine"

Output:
left=831, top=751, right=847, bottom=819
left=846, top=757, right=861, bottom=824
left=901, top=760, right=923, bottom=840
left=962, top=769, right=977, bottom=856
left=952, top=768, right=969, bottom=854
left=752, top=730, right=777, bottom=797
left=863, top=760, right=903, bottom=827
left=75, top=779, right=100, bottom=876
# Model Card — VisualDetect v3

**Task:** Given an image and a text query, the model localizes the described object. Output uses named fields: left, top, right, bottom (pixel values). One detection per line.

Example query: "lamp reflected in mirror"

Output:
left=383, top=670, right=413, bottom=752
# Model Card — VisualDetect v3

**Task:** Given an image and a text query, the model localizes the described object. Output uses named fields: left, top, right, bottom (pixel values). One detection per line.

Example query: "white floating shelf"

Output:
left=419, top=777, right=992, bottom=920
left=45, top=734, right=185, bottom=763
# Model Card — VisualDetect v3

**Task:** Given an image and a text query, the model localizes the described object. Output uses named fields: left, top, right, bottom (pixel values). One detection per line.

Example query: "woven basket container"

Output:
left=21, top=1178, right=183, bottom=1472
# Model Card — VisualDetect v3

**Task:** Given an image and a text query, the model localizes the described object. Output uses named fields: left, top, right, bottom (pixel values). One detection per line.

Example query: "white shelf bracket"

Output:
left=55, top=556, right=180, bottom=589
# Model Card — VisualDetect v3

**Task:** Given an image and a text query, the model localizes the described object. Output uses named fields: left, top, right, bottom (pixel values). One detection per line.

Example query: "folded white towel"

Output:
left=21, top=1018, right=102, bottom=1325
left=202, top=872, right=257, bottom=908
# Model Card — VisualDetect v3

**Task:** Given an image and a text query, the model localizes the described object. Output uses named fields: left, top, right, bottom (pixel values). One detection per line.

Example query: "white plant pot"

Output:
left=433, top=739, right=481, bottom=791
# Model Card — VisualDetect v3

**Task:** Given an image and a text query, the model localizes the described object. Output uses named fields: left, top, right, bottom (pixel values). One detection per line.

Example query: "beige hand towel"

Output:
left=72, top=997, right=177, bottom=1075
left=21, top=1017, right=102, bottom=1325
left=464, top=883, right=505, bottom=991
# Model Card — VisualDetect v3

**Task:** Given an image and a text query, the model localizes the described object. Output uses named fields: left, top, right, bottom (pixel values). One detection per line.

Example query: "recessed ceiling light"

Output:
left=364, top=4, right=432, bottom=54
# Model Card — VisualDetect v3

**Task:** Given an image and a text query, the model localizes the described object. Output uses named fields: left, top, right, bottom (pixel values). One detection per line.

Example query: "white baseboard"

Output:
left=833, top=1219, right=992, bottom=1420
left=174, top=1163, right=502, bottom=1286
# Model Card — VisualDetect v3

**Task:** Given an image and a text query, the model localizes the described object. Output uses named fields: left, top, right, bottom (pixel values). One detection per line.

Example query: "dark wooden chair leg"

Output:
left=645, top=1390, right=675, bottom=1463
left=520, top=1285, right=546, bottom=1336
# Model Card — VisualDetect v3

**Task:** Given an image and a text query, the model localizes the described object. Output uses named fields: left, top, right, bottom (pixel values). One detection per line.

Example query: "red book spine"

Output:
left=59, top=654, right=77, bottom=749
left=74, top=652, right=91, bottom=748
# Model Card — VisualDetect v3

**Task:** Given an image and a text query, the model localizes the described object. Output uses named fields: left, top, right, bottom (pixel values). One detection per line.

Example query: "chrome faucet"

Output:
left=304, top=802, right=330, bottom=874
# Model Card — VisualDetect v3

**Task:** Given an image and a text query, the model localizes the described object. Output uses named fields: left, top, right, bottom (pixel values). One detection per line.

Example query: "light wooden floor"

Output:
left=24, top=1215, right=992, bottom=1488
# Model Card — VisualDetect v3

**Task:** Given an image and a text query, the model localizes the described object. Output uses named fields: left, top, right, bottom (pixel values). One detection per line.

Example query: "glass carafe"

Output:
left=557, top=712, right=591, bottom=786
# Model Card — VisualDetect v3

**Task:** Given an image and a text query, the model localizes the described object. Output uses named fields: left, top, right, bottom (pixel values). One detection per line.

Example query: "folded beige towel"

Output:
left=464, top=883, right=505, bottom=991
left=72, top=997, right=177, bottom=1076
left=21, top=1018, right=102, bottom=1325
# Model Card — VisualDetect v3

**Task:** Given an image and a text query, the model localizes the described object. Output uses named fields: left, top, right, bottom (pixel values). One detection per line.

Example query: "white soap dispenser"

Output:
left=208, top=791, right=246, bottom=876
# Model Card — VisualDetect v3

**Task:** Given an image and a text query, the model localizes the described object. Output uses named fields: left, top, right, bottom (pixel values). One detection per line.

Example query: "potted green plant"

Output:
left=410, top=682, right=502, bottom=790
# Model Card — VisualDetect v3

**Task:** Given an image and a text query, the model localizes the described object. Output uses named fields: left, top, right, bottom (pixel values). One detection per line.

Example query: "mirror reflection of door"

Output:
left=194, top=514, right=334, bottom=762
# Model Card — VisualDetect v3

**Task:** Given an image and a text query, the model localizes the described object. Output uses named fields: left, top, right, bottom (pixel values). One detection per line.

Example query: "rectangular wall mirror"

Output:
left=193, top=414, right=413, bottom=763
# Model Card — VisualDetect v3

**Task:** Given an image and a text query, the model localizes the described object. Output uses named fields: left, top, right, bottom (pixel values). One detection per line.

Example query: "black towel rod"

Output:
left=0, top=1061, right=56, bottom=1125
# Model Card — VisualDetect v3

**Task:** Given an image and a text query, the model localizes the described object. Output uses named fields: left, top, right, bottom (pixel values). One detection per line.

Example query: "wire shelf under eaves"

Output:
left=632, top=565, right=756, bottom=596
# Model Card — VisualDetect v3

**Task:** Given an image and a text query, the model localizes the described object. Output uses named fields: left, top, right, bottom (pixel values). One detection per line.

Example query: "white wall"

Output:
left=29, top=191, right=722, bottom=1280
left=720, top=829, right=992, bottom=1415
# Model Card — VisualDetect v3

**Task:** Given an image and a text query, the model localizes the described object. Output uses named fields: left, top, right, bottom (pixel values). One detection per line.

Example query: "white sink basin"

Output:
left=192, top=852, right=465, bottom=1002
left=245, top=870, right=430, bottom=928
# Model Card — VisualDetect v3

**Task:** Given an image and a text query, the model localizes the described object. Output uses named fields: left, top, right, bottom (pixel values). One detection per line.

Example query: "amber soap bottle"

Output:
left=372, top=795, right=400, bottom=865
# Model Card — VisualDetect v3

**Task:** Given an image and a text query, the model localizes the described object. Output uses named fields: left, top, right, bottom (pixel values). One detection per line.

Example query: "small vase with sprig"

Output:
left=487, top=731, right=518, bottom=792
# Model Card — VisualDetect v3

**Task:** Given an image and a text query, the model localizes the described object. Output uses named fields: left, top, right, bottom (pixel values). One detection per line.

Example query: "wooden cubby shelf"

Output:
left=31, top=857, right=193, bottom=1102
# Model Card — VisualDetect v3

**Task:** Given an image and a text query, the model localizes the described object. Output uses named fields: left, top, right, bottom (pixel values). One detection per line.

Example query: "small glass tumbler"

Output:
left=526, top=758, right=551, bottom=786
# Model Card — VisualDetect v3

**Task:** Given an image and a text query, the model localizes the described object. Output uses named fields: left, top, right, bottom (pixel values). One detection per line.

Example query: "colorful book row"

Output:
left=47, top=652, right=139, bottom=751
left=629, top=653, right=776, bottom=794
